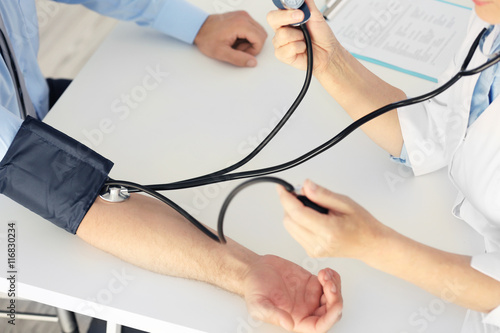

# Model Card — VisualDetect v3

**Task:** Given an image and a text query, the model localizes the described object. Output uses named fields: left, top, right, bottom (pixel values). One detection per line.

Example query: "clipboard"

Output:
left=323, top=0, right=473, bottom=82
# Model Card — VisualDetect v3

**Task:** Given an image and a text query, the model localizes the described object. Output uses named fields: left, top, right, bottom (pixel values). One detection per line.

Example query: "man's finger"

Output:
left=233, top=38, right=261, bottom=56
left=247, top=296, right=294, bottom=331
left=218, top=46, right=258, bottom=67
left=316, top=268, right=343, bottom=329
left=245, top=18, right=268, bottom=51
left=231, top=16, right=267, bottom=55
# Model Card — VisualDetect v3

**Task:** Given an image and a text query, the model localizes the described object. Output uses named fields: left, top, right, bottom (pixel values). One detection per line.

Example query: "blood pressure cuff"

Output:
left=0, top=116, right=113, bottom=234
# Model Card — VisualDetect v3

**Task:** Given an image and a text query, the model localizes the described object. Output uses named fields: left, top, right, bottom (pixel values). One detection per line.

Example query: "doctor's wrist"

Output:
left=315, top=45, right=354, bottom=92
left=359, top=224, right=409, bottom=269
left=348, top=222, right=398, bottom=265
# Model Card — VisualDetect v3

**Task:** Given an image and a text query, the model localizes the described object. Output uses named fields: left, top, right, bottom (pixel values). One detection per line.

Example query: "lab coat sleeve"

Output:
left=0, top=116, right=113, bottom=234
left=396, top=72, right=458, bottom=176
left=471, top=252, right=500, bottom=327
left=396, top=16, right=486, bottom=176
left=51, top=0, right=208, bottom=44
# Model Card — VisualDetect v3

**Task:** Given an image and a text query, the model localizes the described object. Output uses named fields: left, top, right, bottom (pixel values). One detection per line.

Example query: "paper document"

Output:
left=326, top=0, right=472, bottom=82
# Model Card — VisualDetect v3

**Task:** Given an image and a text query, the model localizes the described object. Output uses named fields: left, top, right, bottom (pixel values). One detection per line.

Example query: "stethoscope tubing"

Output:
left=129, top=28, right=498, bottom=189
left=137, top=24, right=313, bottom=192
left=104, top=27, right=500, bottom=242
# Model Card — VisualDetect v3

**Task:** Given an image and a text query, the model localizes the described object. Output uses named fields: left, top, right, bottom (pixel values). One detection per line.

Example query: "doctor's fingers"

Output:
left=283, top=214, right=326, bottom=257
left=302, top=179, right=355, bottom=215
left=304, top=0, right=327, bottom=21
left=278, top=191, right=342, bottom=256
left=272, top=25, right=305, bottom=49
left=267, top=9, right=305, bottom=32
left=274, top=40, right=307, bottom=66
left=277, top=185, right=325, bottom=224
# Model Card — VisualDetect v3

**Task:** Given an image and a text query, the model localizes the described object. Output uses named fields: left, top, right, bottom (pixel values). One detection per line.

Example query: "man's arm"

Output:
left=54, top=0, right=268, bottom=67
left=53, top=0, right=208, bottom=44
left=78, top=193, right=344, bottom=333
left=0, top=116, right=342, bottom=332
left=78, top=192, right=255, bottom=295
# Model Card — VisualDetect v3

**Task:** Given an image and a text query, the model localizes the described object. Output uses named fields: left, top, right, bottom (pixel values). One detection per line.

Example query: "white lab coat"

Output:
left=397, top=14, right=500, bottom=332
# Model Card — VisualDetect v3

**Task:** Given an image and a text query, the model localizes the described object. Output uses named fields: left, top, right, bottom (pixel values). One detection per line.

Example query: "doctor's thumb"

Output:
left=304, top=0, right=324, bottom=19
left=303, top=179, right=353, bottom=214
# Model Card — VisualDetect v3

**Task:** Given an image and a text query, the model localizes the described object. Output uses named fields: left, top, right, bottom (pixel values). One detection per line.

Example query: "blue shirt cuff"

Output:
left=153, top=0, right=209, bottom=44
left=390, top=143, right=412, bottom=168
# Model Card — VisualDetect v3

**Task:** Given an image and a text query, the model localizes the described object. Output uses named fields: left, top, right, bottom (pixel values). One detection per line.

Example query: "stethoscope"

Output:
left=100, top=1, right=500, bottom=243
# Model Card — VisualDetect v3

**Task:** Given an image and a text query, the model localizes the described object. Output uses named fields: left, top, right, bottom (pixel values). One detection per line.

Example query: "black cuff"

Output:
left=0, top=116, right=113, bottom=234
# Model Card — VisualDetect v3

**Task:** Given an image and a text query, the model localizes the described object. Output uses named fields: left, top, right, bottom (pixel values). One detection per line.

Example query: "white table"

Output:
left=0, top=0, right=484, bottom=332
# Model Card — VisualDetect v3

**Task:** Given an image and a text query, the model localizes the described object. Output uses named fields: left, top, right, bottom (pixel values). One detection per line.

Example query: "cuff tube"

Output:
left=0, top=117, right=113, bottom=234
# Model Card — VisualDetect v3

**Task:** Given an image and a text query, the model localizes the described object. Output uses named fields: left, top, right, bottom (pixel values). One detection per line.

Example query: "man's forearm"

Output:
left=77, top=193, right=259, bottom=296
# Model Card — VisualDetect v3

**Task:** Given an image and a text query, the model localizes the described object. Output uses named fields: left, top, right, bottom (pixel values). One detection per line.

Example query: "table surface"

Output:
left=0, top=0, right=484, bottom=332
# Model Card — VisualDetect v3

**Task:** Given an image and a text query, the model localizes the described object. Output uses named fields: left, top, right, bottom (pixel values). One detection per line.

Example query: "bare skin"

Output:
left=77, top=193, right=343, bottom=332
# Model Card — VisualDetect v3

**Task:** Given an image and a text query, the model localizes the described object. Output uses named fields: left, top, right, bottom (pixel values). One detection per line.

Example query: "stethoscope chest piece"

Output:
left=100, top=186, right=131, bottom=203
left=272, top=0, right=311, bottom=25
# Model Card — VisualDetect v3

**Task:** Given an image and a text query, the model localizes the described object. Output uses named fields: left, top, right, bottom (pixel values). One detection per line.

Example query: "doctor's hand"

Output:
left=277, top=179, right=389, bottom=261
left=243, top=255, right=343, bottom=332
left=267, top=0, right=341, bottom=76
left=194, top=11, right=267, bottom=67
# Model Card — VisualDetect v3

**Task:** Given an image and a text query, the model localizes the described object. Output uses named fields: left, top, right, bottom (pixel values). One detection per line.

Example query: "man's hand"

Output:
left=194, top=11, right=268, bottom=67
left=79, top=193, right=342, bottom=332
left=243, top=255, right=343, bottom=332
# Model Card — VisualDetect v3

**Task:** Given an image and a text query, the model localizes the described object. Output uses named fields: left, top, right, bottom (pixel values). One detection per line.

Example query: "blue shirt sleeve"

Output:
left=52, top=0, right=209, bottom=44
left=0, top=108, right=22, bottom=162
left=390, top=143, right=412, bottom=168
